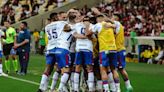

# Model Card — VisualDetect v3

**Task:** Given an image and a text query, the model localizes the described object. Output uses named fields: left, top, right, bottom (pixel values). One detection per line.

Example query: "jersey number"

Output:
left=81, top=28, right=85, bottom=35
left=47, top=28, right=57, bottom=40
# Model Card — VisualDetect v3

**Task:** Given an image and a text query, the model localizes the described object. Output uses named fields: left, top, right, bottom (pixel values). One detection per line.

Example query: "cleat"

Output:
left=0, top=72, right=8, bottom=76
left=37, top=89, right=43, bottom=92
left=126, top=86, right=133, bottom=92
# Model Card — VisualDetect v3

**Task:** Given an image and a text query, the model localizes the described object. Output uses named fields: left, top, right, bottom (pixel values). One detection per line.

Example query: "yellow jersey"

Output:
left=92, top=22, right=117, bottom=52
left=140, top=50, right=153, bottom=58
left=33, top=31, right=39, bottom=42
left=153, top=48, right=160, bottom=57
left=115, top=21, right=126, bottom=51
left=45, top=34, right=48, bottom=46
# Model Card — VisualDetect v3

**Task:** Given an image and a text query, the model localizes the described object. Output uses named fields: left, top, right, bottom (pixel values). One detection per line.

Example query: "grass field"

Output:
left=0, top=54, right=164, bottom=92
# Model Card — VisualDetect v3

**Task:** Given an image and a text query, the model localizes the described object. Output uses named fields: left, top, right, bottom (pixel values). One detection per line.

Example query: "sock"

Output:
left=96, top=80, right=103, bottom=91
left=88, top=72, right=94, bottom=91
left=39, top=74, right=49, bottom=91
left=74, top=72, right=80, bottom=91
left=103, top=80, right=110, bottom=91
left=5, top=60, right=10, bottom=72
left=115, top=82, right=121, bottom=91
left=50, top=71, right=59, bottom=90
left=0, top=64, right=2, bottom=73
left=12, top=59, right=18, bottom=72
left=70, top=72, right=74, bottom=90
left=125, top=80, right=132, bottom=89
left=58, top=73, right=69, bottom=90
left=108, top=72, right=116, bottom=91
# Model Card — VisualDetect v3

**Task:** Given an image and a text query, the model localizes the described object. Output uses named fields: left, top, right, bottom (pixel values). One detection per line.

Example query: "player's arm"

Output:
left=91, top=7, right=114, bottom=23
left=14, top=31, right=30, bottom=49
left=104, top=22, right=116, bottom=29
left=72, top=32, right=87, bottom=39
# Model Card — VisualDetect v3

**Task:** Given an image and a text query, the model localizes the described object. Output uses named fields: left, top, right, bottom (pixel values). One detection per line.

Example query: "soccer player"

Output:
left=0, top=28, right=5, bottom=76
left=89, top=16, right=103, bottom=92
left=112, top=15, right=133, bottom=92
left=50, top=10, right=76, bottom=92
left=73, top=15, right=95, bottom=92
left=38, top=12, right=59, bottom=92
left=87, top=15, right=117, bottom=92
left=3, top=21, right=18, bottom=74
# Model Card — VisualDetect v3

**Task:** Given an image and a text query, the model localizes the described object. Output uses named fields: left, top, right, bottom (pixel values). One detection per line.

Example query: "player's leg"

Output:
left=0, top=51, right=3, bottom=75
left=3, top=44, right=11, bottom=73
left=84, top=51, right=95, bottom=92
left=74, top=51, right=82, bottom=92
left=50, top=63, right=61, bottom=92
left=56, top=48, right=71, bottom=92
left=99, top=52, right=110, bottom=92
left=117, top=50, right=133, bottom=92
left=107, top=67, right=116, bottom=92
left=69, top=52, right=76, bottom=91
left=18, top=52, right=30, bottom=75
left=93, top=57, right=103, bottom=92
left=38, top=54, right=55, bottom=92
left=109, top=52, right=120, bottom=92
left=119, top=68, right=133, bottom=92
left=11, top=48, right=18, bottom=73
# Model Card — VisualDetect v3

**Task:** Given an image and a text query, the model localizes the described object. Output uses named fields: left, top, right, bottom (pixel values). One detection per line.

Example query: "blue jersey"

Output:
left=17, top=29, right=31, bottom=52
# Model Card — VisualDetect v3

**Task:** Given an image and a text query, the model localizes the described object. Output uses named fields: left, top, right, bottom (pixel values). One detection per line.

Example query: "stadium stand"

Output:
left=0, top=0, right=75, bottom=25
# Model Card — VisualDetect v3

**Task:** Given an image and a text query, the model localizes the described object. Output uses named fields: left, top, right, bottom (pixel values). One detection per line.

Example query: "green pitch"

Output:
left=0, top=54, right=164, bottom=92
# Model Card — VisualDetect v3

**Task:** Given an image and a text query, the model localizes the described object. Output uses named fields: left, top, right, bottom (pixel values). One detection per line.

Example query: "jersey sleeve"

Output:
left=92, top=23, right=102, bottom=33
left=23, top=31, right=31, bottom=41
left=114, top=21, right=121, bottom=34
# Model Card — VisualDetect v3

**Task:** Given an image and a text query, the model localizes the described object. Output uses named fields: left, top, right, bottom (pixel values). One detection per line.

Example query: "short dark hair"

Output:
left=49, top=12, right=58, bottom=19
left=21, top=21, right=28, bottom=27
left=96, top=14, right=104, bottom=18
left=59, top=11, right=65, bottom=15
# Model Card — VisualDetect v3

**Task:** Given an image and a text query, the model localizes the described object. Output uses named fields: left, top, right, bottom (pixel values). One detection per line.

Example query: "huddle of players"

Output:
left=37, top=8, right=133, bottom=92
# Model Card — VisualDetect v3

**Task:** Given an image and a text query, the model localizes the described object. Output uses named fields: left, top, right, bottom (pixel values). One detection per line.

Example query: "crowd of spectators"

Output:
left=101, top=0, right=164, bottom=36
left=78, top=0, right=164, bottom=36
left=0, top=0, right=164, bottom=37
left=0, top=0, right=74, bottom=25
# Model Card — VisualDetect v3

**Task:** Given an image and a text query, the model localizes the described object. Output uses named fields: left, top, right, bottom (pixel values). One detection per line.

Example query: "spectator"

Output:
left=31, top=0, right=40, bottom=16
left=140, top=46, right=153, bottom=63
left=39, top=29, right=46, bottom=55
left=155, top=46, right=164, bottom=65
left=130, top=29, right=138, bottom=53
left=14, top=22, right=31, bottom=75
left=33, top=29, right=39, bottom=54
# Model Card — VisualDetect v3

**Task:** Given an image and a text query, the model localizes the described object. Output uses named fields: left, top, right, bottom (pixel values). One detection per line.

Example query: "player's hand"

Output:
left=13, top=44, right=20, bottom=49
left=91, top=7, right=101, bottom=15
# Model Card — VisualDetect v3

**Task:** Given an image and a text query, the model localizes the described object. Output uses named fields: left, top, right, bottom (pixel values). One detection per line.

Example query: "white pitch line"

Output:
left=3, top=75, right=40, bottom=86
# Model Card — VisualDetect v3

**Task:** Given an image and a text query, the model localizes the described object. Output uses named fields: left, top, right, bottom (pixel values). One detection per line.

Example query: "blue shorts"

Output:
left=46, top=48, right=57, bottom=65
left=117, top=50, right=126, bottom=68
left=75, top=50, right=93, bottom=65
left=0, top=51, right=3, bottom=58
left=99, top=51, right=117, bottom=67
left=55, top=48, right=70, bottom=69
left=46, top=48, right=71, bottom=69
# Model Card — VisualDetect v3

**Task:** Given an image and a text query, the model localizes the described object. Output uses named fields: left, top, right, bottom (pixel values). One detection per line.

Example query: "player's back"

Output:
left=97, top=22, right=117, bottom=52
left=45, top=21, right=67, bottom=50
left=114, top=21, right=126, bottom=51
left=73, top=22, right=93, bottom=52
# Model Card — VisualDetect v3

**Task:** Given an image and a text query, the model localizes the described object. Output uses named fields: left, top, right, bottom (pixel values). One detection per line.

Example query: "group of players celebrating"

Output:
left=37, top=8, right=133, bottom=92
